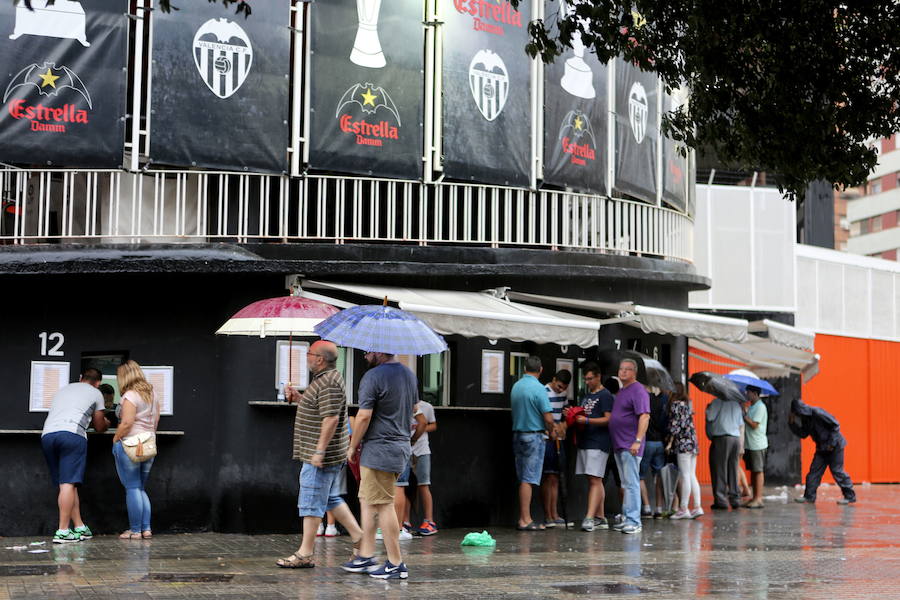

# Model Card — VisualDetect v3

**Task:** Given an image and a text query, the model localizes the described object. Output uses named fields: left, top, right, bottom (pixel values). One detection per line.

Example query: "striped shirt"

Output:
left=292, top=368, right=349, bottom=466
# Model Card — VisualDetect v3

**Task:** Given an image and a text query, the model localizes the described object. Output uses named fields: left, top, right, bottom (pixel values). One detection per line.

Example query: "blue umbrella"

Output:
left=724, top=369, right=779, bottom=396
left=314, top=304, right=448, bottom=356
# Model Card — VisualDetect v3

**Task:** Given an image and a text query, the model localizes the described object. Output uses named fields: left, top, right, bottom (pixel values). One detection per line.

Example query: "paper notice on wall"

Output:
left=276, top=341, right=309, bottom=391
left=29, top=361, right=70, bottom=412
left=481, top=350, right=504, bottom=394
left=143, top=366, right=174, bottom=416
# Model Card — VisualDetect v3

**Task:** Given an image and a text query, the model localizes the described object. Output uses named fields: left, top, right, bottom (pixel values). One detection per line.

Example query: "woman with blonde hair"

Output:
left=112, top=360, right=159, bottom=539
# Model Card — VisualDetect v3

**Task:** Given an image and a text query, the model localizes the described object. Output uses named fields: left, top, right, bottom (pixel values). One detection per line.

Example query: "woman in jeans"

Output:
left=666, top=383, right=703, bottom=519
left=112, top=360, right=159, bottom=539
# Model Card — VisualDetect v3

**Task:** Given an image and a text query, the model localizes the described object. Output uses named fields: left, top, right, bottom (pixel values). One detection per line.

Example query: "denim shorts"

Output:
left=513, top=432, right=545, bottom=485
left=41, top=431, right=87, bottom=486
left=397, top=454, right=432, bottom=487
left=639, top=440, right=667, bottom=477
left=542, top=439, right=566, bottom=474
left=298, top=462, right=346, bottom=517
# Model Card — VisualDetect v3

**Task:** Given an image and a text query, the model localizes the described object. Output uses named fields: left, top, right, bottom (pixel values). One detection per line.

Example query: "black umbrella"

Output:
left=689, top=371, right=746, bottom=403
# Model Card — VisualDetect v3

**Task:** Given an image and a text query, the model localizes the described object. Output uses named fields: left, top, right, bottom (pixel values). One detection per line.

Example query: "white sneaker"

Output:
left=670, top=509, right=691, bottom=520
left=324, top=524, right=339, bottom=537
left=398, top=529, right=413, bottom=541
left=580, top=517, right=595, bottom=532
left=690, top=507, right=705, bottom=519
left=316, top=523, right=325, bottom=537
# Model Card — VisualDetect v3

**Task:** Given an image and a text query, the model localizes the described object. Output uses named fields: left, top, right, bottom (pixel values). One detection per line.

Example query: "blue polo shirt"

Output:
left=511, top=374, right=551, bottom=432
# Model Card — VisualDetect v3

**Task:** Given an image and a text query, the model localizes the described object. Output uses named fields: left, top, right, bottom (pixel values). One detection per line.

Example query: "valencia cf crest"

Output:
left=628, top=81, right=648, bottom=143
left=468, top=49, right=508, bottom=121
left=193, top=18, right=253, bottom=99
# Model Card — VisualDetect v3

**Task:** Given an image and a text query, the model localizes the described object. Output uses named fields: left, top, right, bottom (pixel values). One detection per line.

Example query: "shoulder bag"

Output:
left=121, top=431, right=157, bottom=463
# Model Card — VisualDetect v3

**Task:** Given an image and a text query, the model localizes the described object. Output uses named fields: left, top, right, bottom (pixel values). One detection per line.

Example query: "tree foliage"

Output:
left=516, top=0, right=900, bottom=200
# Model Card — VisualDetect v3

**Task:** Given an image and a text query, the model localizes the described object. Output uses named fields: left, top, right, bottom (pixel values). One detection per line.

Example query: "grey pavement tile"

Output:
left=1, top=485, right=899, bottom=598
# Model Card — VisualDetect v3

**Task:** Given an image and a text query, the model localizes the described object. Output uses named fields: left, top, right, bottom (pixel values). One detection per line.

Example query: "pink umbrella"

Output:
left=216, top=296, right=340, bottom=392
left=216, top=296, right=339, bottom=338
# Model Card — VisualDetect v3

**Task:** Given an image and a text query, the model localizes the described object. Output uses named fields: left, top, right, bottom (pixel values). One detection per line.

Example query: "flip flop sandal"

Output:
left=276, top=554, right=315, bottom=569
left=516, top=522, right=545, bottom=531
left=119, top=531, right=142, bottom=540
left=142, top=531, right=153, bottom=539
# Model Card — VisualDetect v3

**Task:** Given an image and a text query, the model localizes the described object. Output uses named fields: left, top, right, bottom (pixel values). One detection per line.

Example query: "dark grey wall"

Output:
left=0, top=258, right=778, bottom=536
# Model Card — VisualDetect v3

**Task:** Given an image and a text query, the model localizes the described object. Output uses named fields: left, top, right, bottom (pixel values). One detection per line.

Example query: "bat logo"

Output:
left=335, top=82, right=401, bottom=125
left=468, top=49, right=508, bottom=121
left=628, top=81, right=648, bottom=143
left=558, top=109, right=595, bottom=146
left=3, top=61, right=92, bottom=108
left=193, top=18, right=253, bottom=99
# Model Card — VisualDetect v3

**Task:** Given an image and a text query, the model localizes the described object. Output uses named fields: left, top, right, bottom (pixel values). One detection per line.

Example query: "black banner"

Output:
left=441, top=0, right=531, bottom=187
left=0, top=0, right=127, bottom=168
left=308, top=0, right=424, bottom=180
left=662, top=93, right=687, bottom=212
left=542, top=1, right=607, bottom=194
left=150, top=1, right=289, bottom=173
left=614, top=58, right=657, bottom=203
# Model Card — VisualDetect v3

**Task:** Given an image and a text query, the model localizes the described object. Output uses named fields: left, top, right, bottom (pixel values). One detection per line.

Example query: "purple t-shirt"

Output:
left=609, top=382, right=651, bottom=456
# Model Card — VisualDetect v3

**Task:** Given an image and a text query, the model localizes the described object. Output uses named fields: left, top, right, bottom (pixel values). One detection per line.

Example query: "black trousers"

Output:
left=804, top=446, right=856, bottom=502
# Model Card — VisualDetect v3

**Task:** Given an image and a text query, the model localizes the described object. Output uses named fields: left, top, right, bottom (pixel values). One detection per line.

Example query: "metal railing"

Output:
left=0, top=167, right=693, bottom=262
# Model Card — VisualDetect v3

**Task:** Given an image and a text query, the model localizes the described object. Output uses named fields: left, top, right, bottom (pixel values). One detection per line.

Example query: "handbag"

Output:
left=121, top=431, right=157, bottom=463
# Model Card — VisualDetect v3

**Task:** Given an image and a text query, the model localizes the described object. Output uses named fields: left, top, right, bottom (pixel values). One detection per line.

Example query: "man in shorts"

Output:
left=742, top=386, right=768, bottom=508
left=396, top=400, right=438, bottom=536
left=570, top=364, right=614, bottom=531
left=343, top=351, right=417, bottom=580
left=278, top=341, right=362, bottom=568
left=41, top=368, right=109, bottom=543
left=540, top=369, right=572, bottom=527
left=510, top=355, right=556, bottom=531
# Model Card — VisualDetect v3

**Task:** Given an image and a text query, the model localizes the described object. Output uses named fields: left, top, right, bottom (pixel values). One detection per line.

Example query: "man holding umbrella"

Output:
left=790, top=399, right=856, bottom=505
left=343, top=351, right=418, bottom=579
left=705, top=387, right=743, bottom=510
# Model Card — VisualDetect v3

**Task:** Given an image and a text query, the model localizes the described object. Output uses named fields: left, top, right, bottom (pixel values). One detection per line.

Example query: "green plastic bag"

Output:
left=460, top=530, right=496, bottom=547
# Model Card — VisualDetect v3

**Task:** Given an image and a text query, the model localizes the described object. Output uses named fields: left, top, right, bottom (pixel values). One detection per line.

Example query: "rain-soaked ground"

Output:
left=1, top=484, right=898, bottom=599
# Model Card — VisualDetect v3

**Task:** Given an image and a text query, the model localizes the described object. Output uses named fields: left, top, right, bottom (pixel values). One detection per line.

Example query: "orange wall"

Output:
left=688, top=349, right=747, bottom=484
left=802, top=334, right=900, bottom=484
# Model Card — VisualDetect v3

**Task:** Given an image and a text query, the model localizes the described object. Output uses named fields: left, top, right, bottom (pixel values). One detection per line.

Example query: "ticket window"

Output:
left=81, top=350, right=128, bottom=417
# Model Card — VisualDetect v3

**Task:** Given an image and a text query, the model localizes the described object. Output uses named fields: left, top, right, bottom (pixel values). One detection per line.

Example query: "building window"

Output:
left=870, top=180, right=882, bottom=195
left=872, top=216, right=883, bottom=232
left=860, top=220, right=869, bottom=235
left=850, top=221, right=861, bottom=236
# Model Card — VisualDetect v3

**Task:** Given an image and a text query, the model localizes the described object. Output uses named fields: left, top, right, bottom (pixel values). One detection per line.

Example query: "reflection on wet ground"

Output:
left=0, top=485, right=898, bottom=599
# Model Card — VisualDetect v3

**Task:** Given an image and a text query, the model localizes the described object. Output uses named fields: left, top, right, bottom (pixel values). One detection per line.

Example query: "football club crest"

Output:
left=193, top=18, right=253, bottom=99
left=628, top=81, right=648, bottom=143
left=468, top=50, right=509, bottom=122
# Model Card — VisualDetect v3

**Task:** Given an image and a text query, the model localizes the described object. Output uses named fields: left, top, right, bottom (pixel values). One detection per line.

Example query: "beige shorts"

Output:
left=358, top=466, right=398, bottom=505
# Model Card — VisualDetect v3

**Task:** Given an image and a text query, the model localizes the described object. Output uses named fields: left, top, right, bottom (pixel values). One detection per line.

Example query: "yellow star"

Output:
left=360, top=87, right=377, bottom=107
left=574, top=115, right=583, bottom=130
left=39, top=68, right=60, bottom=88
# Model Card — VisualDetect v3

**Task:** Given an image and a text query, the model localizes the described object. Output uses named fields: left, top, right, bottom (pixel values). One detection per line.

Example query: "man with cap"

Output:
left=789, top=399, right=856, bottom=505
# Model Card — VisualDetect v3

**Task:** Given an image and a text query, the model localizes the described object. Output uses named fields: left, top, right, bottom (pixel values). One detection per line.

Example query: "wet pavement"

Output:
left=1, top=485, right=898, bottom=599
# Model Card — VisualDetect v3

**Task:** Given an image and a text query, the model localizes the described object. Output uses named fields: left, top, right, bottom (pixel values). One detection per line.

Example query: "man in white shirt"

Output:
left=41, top=368, right=109, bottom=543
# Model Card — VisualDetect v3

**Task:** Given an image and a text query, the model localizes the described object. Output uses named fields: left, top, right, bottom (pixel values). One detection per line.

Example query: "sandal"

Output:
left=119, top=531, right=142, bottom=540
left=276, top=553, right=314, bottom=569
left=142, top=531, right=153, bottom=539
left=516, top=521, right=545, bottom=531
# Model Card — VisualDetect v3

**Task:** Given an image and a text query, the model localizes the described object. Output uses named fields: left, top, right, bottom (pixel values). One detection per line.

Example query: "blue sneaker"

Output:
left=369, top=560, right=408, bottom=580
left=341, top=555, right=379, bottom=573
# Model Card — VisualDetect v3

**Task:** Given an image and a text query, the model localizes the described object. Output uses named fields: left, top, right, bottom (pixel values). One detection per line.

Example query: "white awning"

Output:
left=506, top=291, right=749, bottom=342
left=749, top=319, right=815, bottom=352
left=689, top=336, right=819, bottom=382
left=302, top=282, right=601, bottom=348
